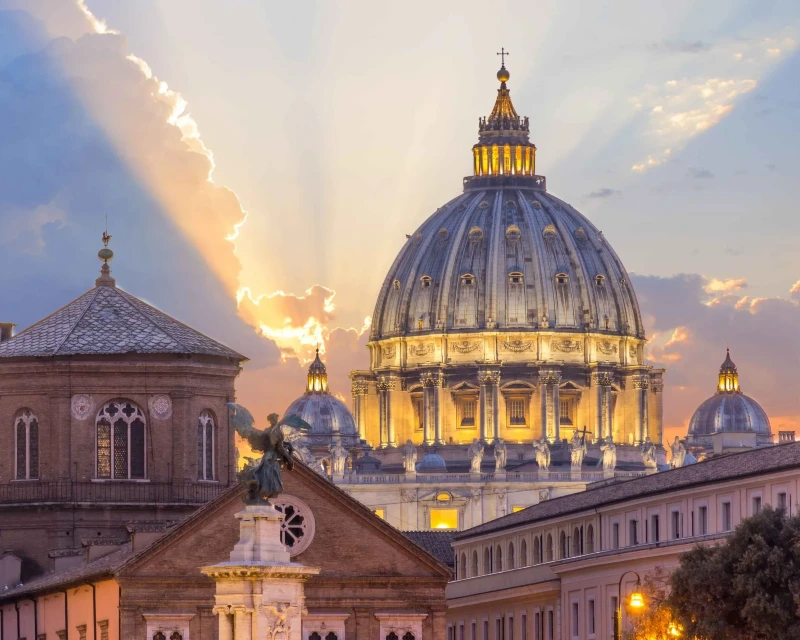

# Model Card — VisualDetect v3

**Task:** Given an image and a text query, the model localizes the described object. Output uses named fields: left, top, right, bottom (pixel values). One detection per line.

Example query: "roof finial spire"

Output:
left=497, top=47, right=509, bottom=67
left=496, top=47, right=510, bottom=84
left=96, top=219, right=116, bottom=287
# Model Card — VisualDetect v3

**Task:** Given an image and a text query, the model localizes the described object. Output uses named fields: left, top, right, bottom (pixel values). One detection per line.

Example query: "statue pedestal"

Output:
left=494, top=471, right=507, bottom=481
left=202, top=505, right=320, bottom=640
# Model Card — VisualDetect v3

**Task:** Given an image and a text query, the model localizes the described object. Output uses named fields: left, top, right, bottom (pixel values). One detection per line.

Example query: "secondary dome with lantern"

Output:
left=687, top=349, right=772, bottom=447
left=370, top=60, right=643, bottom=341
left=283, top=349, right=359, bottom=446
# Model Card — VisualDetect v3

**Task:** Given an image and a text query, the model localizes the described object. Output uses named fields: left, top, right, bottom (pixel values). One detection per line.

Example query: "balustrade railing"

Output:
left=336, top=469, right=644, bottom=485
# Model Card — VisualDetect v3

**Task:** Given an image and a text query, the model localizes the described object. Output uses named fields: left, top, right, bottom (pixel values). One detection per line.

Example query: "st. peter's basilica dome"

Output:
left=370, top=63, right=643, bottom=341
left=284, top=349, right=359, bottom=446
left=687, top=349, right=771, bottom=445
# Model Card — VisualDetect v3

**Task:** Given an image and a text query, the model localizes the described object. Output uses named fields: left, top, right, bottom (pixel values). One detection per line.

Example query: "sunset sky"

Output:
left=1, top=0, right=799, bottom=445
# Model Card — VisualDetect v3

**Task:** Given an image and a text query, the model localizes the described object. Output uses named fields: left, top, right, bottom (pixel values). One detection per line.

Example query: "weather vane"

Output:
left=496, top=47, right=509, bottom=67
left=102, top=214, right=111, bottom=248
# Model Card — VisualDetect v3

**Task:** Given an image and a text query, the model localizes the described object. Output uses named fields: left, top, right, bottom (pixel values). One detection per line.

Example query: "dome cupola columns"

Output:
left=468, top=49, right=540, bottom=189
left=307, top=348, right=329, bottom=394
left=718, top=348, right=740, bottom=393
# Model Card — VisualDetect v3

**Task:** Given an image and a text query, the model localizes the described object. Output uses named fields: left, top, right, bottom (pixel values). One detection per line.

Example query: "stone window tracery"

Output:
left=273, top=495, right=316, bottom=556
left=197, top=410, right=215, bottom=481
left=96, top=400, right=146, bottom=480
left=14, top=408, right=39, bottom=480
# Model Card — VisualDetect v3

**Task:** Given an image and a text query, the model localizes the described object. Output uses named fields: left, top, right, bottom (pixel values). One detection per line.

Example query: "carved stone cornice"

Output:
left=450, top=340, right=481, bottom=354
left=477, top=369, right=501, bottom=387
left=551, top=339, right=582, bottom=353
left=651, top=381, right=664, bottom=393
left=539, top=368, right=562, bottom=385
left=633, top=376, right=649, bottom=390
left=420, top=371, right=444, bottom=388
left=500, top=338, right=534, bottom=353
left=596, top=340, right=618, bottom=356
left=376, top=376, right=397, bottom=393
left=351, top=380, right=369, bottom=396
left=592, top=371, right=613, bottom=387
left=409, top=342, right=435, bottom=356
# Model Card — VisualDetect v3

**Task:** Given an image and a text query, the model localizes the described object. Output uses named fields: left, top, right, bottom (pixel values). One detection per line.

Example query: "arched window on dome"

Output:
left=14, top=408, right=39, bottom=480
left=96, top=400, right=146, bottom=480
left=420, top=275, right=432, bottom=288
left=595, top=274, right=605, bottom=287
left=555, top=273, right=569, bottom=286
left=198, top=410, right=215, bottom=481
left=472, top=550, right=479, bottom=576
left=460, top=273, right=475, bottom=286
left=509, top=271, right=523, bottom=285
left=392, top=279, right=401, bottom=290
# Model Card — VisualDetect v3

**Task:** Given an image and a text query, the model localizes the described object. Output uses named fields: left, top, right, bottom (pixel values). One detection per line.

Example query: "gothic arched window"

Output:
left=96, top=400, right=146, bottom=479
left=471, top=550, right=478, bottom=576
left=310, top=634, right=321, bottom=640
left=14, top=409, right=39, bottom=480
left=520, top=539, right=528, bottom=567
left=495, top=545, right=503, bottom=572
left=325, top=633, right=338, bottom=640
left=560, top=531, right=568, bottom=559
left=197, top=410, right=215, bottom=480
left=572, top=527, right=582, bottom=556
left=460, top=553, right=466, bottom=579
left=507, top=542, right=515, bottom=570
left=153, top=633, right=166, bottom=640
left=170, top=633, right=182, bottom=640
left=387, top=633, right=399, bottom=640
left=403, top=633, right=415, bottom=640
left=483, top=547, right=491, bottom=574
left=586, top=524, right=595, bottom=554
left=545, top=534, right=553, bottom=562
left=533, top=537, right=541, bottom=565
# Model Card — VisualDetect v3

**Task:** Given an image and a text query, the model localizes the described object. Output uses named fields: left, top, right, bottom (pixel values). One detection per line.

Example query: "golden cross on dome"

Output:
left=496, top=47, right=509, bottom=66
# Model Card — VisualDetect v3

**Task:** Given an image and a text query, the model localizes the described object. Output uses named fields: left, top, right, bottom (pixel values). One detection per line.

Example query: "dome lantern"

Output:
left=718, top=348, right=740, bottom=393
left=307, top=348, right=328, bottom=394
left=469, top=51, right=539, bottom=187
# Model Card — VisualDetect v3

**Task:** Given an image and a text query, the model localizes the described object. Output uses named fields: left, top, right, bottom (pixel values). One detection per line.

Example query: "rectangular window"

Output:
left=430, top=508, right=458, bottom=530
left=699, top=506, right=708, bottom=535
left=650, top=514, right=660, bottom=543
left=509, top=398, right=526, bottom=425
left=547, top=611, right=554, bottom=640
left=612, top=522, right=620, bottom=549
left=629, top=519, right=638, bottom=546
left=521, top=615, right=527, bottom=640
left=671, top=510, right=680, bottom=539
left=588, top=599, right=595, bottom=636
left=778, top=492, right=788, bottom=510
left=461, top=399, right=477, bottom=427
left=496, top=618, right=502, bottom=640
left=534, top=613, right=541, bottom=640
left=449, top=628, right=454, bottom=640
left=508, top=616, right=514, bottom=640
left=460, top=624, right=465, bottom=640
left=753, top=496, right=762, bottom=515
left=484, top=620, right=489, bottom=640
left=472, top=622, right=477, bottom=640
left=722, top=502, right=732, bottom=531
left=412, top=396, right=424, bottom=431
left=559, top=399, right=573, bottom=425
left=571, top=602, right=579, bottom=637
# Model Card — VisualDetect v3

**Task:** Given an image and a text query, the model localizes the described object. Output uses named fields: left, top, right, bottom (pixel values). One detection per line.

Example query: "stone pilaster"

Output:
left=478, top=369, right=501, bottom=443
left=420, top=371, right=444, bottom=445
left=634, top=376, right=649, bottom=445
left=651, top=381, right=664, bottom=444
left=539, top=369, right=561, bottom=442
left=350, top=380, right=369, bottom=442
left=376, top=376, right=397, bottom=448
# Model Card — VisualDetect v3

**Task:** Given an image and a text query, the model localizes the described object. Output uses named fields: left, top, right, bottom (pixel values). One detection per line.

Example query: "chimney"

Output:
left=0, top=322, right=14, bottom=342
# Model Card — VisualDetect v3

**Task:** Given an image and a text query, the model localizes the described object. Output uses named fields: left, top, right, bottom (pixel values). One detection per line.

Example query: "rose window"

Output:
left=273, top=495, right=315, bottom=556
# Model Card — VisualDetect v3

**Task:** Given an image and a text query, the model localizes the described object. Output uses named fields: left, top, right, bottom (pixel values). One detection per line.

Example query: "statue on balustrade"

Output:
left=227, top=403, right=312, bottom=504
left=494, top=438, right=507, bottom=472
left=533, top=437, right=551, bottom=471
left=670, top=436, right=687, bottom=469
left=599, top=437, right=617, bottom=471
left=468, top=438, right=484, bottom=473
left=569, top=428, right=589, bottom=468
left=402, top=439, right=417, bottom=473
left=641, top=436, right=657, bottom=469
left=329, top=441, right=349, bottom=475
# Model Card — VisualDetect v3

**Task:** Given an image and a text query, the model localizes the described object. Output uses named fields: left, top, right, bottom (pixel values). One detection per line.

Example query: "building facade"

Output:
left=0, top=242, right=245, bottom=575
left=445, top=441, right=800, bottom=640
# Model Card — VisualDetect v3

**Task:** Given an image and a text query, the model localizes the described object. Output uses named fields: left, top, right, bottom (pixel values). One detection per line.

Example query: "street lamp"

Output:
left=668, top=622, right=682, bottom=637
left=614, top=571, right=644, bottom=640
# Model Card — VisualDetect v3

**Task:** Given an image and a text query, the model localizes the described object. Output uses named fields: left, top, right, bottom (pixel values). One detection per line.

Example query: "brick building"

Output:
left=0, top=246, right=245, bottom=577
left=0, top=462, right=450, bottom=640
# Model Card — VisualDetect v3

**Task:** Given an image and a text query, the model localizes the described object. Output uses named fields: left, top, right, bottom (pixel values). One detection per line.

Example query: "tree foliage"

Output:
left=666, top=505, right=800, bottom=639
left=624, top=566, right=681, bottom=640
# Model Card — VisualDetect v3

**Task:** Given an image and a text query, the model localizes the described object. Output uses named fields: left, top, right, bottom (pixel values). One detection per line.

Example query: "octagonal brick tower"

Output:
left=350, top=62, right=664, bottom=459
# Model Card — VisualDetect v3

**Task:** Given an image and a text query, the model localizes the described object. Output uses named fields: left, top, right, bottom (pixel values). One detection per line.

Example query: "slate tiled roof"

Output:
left=403, top=530, right=456, bottom=568
left=0, top=284, right=245, bottom=360
left=455, top=440, right=800, bottom=540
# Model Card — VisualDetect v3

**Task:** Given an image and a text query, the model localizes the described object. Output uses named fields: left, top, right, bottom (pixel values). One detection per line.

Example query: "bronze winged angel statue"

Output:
left=227, top=403, right=312, bottom=504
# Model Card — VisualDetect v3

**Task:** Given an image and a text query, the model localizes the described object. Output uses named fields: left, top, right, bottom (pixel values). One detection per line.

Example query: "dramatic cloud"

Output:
left=634, top=273, right=800, bottom=443
left=630, top=33, right=797, bottom=172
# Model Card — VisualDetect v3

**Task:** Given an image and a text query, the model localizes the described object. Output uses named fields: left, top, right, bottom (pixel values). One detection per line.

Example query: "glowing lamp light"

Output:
left=668, top=622, right=682, bottom=637
left=628, top=589, right=645, bottom=610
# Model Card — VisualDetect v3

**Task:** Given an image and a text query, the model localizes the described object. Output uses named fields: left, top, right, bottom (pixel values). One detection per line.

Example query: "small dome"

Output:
left=687, top=349, right=771, bottom=443
left=284, top=350, right=358, bottom=443
left=416, top=453, right=447, bottom=472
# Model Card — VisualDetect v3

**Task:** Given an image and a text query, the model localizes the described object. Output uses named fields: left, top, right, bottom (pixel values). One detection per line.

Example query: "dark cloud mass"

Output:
left=586, top=187, right=621, bottom=199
